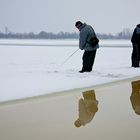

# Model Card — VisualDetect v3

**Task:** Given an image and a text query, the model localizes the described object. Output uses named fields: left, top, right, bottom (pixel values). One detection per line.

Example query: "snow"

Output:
left=0, top=39, right=139, bottom=102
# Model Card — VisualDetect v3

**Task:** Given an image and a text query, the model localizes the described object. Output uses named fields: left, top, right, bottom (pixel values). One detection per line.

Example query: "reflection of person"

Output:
left=74, top=90, right=98, bottom=127
left=131, top=24, right=140, bottom=67
left=75, top=21, right=99, bottom=73
left=130, top=80, right=140, bottom=115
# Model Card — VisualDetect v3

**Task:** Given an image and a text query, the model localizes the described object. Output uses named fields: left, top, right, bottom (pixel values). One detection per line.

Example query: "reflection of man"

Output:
left=74, top=90, right=98, bottom=127
left=130, top=80, right=140, bottom=115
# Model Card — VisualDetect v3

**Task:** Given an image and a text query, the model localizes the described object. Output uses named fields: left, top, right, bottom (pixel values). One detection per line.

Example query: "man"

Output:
left=131, top=24, right=140, bottom=67
left=75, top=21, right=99, bottom=73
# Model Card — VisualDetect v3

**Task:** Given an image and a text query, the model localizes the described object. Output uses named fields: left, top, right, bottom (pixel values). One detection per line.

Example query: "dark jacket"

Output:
left=79, top=23, right=99, bottom=51
left=131, top=24, right=140, bottom=45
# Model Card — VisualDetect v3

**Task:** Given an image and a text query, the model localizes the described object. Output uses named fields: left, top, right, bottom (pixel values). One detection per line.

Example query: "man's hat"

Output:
left=75, top=21, right=83, bottom=28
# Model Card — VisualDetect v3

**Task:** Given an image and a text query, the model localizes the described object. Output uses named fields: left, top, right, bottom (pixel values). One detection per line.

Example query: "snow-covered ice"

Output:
left=0, top=39, right=139, bottom=102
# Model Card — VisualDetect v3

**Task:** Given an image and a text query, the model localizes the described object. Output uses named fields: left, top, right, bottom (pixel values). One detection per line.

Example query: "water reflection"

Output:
left=74, top=90, right=98, bottom=127
left=130, top=80, right=140, bottom=115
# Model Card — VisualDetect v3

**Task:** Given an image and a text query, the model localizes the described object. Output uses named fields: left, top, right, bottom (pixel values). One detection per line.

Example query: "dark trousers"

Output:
left=82, top=50, right=97, bottom=71
left=131, top=44, right=140, bottom=67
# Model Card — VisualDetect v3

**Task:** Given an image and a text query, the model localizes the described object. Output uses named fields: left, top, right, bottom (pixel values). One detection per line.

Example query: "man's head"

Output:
left=75, top=21, right=83, bottom=29
left=137, top=24, right=140, bottom=28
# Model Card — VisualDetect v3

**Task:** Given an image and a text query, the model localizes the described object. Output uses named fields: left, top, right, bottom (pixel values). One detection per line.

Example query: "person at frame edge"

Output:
left=75, top=21, right=99, bottom=73
left=131, top=24, right=140, bottom=68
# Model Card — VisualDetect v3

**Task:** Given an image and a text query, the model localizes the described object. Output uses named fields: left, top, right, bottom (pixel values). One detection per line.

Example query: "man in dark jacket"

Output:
left=131, top=24, right=140, bottom=67
left=75, top=21, right=99, bottom=73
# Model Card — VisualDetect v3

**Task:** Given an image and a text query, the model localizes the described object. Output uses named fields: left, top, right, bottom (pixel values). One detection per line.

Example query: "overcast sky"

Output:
left=0, top=0, right=139, bottom=34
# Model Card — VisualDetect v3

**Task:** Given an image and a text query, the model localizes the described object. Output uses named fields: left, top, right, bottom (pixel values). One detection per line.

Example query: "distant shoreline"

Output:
left=0, top=39, right=131, bottom=47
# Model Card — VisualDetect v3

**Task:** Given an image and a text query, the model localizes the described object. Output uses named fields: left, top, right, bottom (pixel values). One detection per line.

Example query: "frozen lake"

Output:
left=0, top=39, right=140, bottom=102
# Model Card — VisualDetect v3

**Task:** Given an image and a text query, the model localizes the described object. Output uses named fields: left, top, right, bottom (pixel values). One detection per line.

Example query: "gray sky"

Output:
left=0, top=0, right=139, bottom=34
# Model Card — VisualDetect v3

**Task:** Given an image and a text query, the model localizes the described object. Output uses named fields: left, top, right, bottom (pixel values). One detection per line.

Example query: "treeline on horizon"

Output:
left=0, top=28, right=132, bottom=40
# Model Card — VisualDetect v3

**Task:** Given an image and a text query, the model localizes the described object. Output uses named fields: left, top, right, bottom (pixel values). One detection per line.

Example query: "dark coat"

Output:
left=131, top=24, right=140, bottom=45
left=78, top=23, right=99, bottom=51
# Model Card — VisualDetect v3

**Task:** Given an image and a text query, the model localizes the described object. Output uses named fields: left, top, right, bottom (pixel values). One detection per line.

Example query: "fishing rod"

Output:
left=59, top=48, right=79, bottom=67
